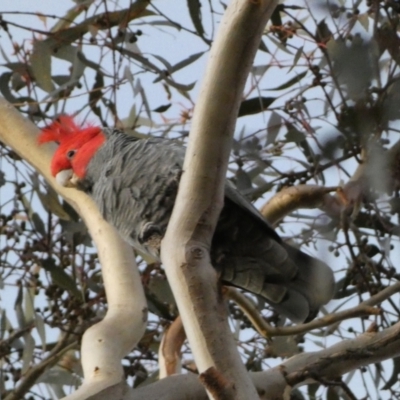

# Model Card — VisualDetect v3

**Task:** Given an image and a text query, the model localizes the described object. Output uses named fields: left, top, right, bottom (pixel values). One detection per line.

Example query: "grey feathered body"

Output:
left=80, top=129, right=334, bottom=323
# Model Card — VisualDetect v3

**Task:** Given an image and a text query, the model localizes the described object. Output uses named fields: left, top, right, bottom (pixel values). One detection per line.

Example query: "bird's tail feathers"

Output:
left=278, top=243, right=335, bottom=322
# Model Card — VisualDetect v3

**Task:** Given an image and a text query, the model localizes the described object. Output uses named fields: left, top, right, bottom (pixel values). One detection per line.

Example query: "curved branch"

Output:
left=83, top=319, right=400, bottom=399
left=0, top=99, right=147, bottom=399
left=226, top=282, right=400, bottom=338
left=47, top=0, right=150, bottom=45
left=160, top=1, right=278, bottom=399
left=261, top=184, right=337, bottom=225
left=159, top=316, right=186, bottom=378
left=4, top=336, right=77, bottom=400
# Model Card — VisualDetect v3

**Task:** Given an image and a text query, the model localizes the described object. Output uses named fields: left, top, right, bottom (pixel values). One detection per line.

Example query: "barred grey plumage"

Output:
left=78, top=129, right=334, bottom=323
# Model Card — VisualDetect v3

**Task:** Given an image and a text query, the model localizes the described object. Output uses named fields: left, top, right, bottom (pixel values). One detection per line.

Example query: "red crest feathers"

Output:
left=38, top=115, right=105, bottom=178
left=38, top=115, right=81, bottom=144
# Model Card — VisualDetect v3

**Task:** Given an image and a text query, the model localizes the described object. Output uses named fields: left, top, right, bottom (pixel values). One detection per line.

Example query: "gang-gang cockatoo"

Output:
left=39, top=116, right=334, bottom=323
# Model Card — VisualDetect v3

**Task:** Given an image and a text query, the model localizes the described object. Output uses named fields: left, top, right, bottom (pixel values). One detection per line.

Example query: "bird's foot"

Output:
left=139, top=222, right=163, bottom=250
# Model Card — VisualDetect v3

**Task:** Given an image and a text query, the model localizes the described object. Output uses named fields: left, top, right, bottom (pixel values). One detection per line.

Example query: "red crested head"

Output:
left=39, top=115, right=105, bottom=181
left=38, top=115, right=81, bottom=145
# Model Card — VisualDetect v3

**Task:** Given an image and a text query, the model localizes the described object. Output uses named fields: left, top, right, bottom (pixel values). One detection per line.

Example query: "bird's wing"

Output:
left=224, top=180, right=281, bottom=242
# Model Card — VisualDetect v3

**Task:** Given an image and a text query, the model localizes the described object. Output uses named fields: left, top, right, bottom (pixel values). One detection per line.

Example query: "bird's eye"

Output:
left=66, top=150, right=76, bottom=160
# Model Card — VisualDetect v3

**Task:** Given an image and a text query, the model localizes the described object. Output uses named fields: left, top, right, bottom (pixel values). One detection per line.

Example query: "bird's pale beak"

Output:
left=69, top=173, right=80, bottom=187
left=55, top=169, right=79, bottom=188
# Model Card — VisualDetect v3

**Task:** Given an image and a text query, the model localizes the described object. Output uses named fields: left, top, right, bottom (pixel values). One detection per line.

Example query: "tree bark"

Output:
left=85, top=320, right=400, bottom=399
left=160, top=0, right=278, bottom=399
left=0, top=99, right=147, bottom=400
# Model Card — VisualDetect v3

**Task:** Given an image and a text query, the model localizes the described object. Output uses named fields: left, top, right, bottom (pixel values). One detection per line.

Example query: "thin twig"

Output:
left=225, top=282, right=400, bottom=338
left=5, top=335, right=77, bottom=400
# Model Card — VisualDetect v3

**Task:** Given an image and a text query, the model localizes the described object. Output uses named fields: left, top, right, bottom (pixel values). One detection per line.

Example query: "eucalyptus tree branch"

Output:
left=261, top=184, right=337, bottom=225
left=160, top=1, right=278, bottom=399
left=2, top=0, right=150, bottom=46
left=159, top=279, right=393, bottom=377
left=48, top=0, right=150, bottom=44
left=0, top=323, right=34, bottom=359
left=159, top=316, right=186, bottom=378
left=0, top=98, right=147, bottom=399
left=5, top=336, right=77, bottom=400
left=87, top=318, right=400, bottom=400
left=226, top=281, right=400, bottom=338
left=225, top=286, right=377, bottom=338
